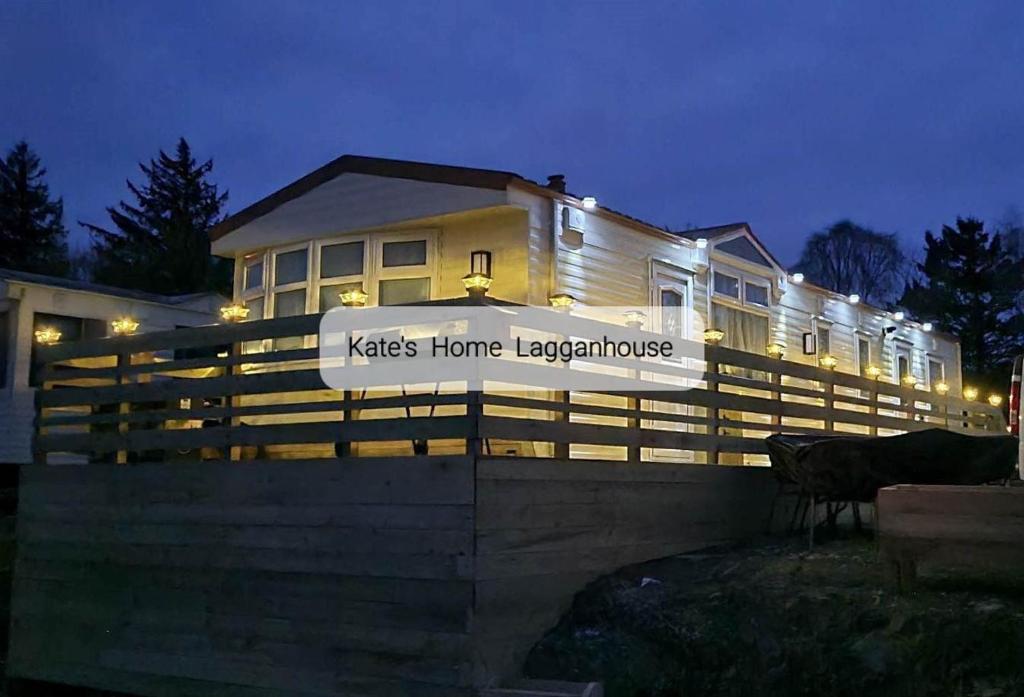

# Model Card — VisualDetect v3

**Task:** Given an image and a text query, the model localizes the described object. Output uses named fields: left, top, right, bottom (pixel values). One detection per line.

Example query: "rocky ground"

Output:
left=524, top=536, right=1024, bottom=697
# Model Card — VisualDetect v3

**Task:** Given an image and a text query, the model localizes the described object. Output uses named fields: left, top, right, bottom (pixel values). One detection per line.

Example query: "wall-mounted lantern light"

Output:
left=34, top=327, right=61, bottom=345
left=462, top=250, right=493, bottom=296
left=989, top=394, right=1004, bottom=407
left=934, top=381, right=950, bottom=395
left=220, top=303, right=250, bottom=322
left=864, top=365, right=882, bottom=379
left=902, top=374, right=918, bottom=388
left=339, top=287, right=369, bottom=308
left=703, top=328, right=725, bottom=345
left=624, top=310, right=646, bottom=329
left=766, top=342, right=785, bottom=358
left=548, top=292, right=576, bottom=311
left=111, top=317, right=140, bottom=336
left=819, top=354, right=838, bottom=369
left=963, top=386, right=979, bottom=401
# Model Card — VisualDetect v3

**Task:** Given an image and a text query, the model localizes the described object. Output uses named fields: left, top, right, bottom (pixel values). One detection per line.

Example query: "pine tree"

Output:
left=900, top=217, right=1024, bottom=390
left=0, top=141, right=70, bottom=276
left=83, top=138, right=230, bottom=295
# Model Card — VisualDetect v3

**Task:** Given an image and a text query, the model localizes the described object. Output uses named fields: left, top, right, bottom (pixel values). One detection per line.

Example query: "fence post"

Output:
left=32, top=382, right=47, bottom=465
left=227, top=340, right=242, bottom=461
left=823, top=371, right=835, bottom=433
left=467, top=389, right=483, bottom=457
left=116, top=350, right=130, bottom=465
left=707, top=355, right=720, bottom=465
left=868, top=380, right=879, bottom=436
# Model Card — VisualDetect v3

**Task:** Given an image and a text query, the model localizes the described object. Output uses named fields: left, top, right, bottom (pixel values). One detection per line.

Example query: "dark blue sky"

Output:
left=2, top=1, right=1022, bottom=265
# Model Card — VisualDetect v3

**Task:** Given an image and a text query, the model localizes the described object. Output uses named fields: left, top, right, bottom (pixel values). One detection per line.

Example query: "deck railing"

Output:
left=32, top=306, right=1006, bottom=466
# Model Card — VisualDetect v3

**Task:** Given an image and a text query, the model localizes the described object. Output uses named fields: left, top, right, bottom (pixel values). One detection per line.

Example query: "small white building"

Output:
left=0, top=268, right=223, bottom=464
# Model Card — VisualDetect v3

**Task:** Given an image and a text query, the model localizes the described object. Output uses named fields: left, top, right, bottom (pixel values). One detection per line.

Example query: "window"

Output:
left=661, top=288, right=684, bottom=338
left=30, top=313, right=106, bottom=386
left=744, top=282, right=769, bottom=307
left=816, top=325, right=831, bottom=357
left=379, top=277, right=431, bottom=305
left=382, top=240, right=427, bottom=268
left=320, top=241, right=364, bottom=279
left=712, top=304, right=769, bottom=355
left=274, top=249, right=308, bottom=286
left=894, top=344, right=913, bottom=384
left=243, top=257, right=264, bottom=292
left=319, top=281, right=364, bottom=312
left=928, top=359, right=945, bottom=389
left=713, top=272, right=740, bottom=299
left=857, top=336, right=871, bottom=374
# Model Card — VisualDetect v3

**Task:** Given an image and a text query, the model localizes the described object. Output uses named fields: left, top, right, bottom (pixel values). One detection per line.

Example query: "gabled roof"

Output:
left=672, top=222, right=786, bottom=271
left=0, top=267, right=220, bottom=306
left=209, top=155, right=530, bottom=241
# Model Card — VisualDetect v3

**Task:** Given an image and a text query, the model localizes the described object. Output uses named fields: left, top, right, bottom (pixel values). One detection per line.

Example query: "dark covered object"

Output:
left=766, top=429, right=1017, bottom=501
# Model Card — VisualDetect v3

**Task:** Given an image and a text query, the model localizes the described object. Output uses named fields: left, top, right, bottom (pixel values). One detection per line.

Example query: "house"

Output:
left=209, top=155, right=964, bottom=433
left=0, top=268, right=223, bottom=465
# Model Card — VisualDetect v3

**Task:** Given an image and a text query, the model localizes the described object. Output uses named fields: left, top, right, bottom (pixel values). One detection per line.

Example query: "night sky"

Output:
left=2, top=1, right=1022, bottom=265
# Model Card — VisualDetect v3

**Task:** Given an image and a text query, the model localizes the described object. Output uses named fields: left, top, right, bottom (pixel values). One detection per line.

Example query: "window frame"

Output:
left=854, top=331, right=873, bottom=376
left=927, top=355, right=945, bottom=390
left=313, top=235, right=370, bottom=312
left=372, top=230, right=437, bottom=305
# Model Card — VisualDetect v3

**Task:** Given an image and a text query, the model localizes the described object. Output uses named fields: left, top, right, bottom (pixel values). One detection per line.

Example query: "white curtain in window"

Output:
left=712, top=303, right=768, bottom=355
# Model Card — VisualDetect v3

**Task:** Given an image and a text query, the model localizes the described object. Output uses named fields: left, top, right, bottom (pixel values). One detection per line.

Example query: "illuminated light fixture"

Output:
left=989, top=394, right=1004, bottom=408
left=963, top=386, right=979, bottom=401
left=624, top=310, right=646, bottom=329
left=110, top=317, right=140, bottom=336
left=791, top=272, right=804, bottom=284
left=34, top=327, right=61, bottom=345
left=703, top=328, right=725, bottom=345
left=893, top=311, right=905, bottom=321
left=463, top=250, right=493, bottom=296
left=902, top=374, right=918, bottom=388
left=848, top=294, right=860, bottom=305
left=819, top=354, right=838, bottom=369
left=934, top=381, right=950, bottom=396
left=581, top=196, right=597, bottom=210
left=766, top=342, right=785, bottom=358
left=864, top=365, right=882, bottom=380
left=695, top=238, right=709, bottom=250
left=548, top=292, right=576, bottom=310
left=922, top=322, right=933, bottom=332
left=220, top=303, right=250, bottom=322
left=339, top=287, right=369, bottom=308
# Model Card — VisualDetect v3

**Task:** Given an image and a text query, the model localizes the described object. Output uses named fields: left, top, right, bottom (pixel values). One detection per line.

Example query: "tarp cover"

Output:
left=766, top=429, right=1018, bottom=501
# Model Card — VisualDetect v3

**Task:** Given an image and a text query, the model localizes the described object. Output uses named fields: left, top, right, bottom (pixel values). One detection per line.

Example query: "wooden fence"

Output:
left=30, top=306, right=1005, bottom=466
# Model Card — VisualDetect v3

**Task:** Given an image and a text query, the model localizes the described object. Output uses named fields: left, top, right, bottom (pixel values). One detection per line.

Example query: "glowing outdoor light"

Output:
left=819, top=354, right=838, bottom=369
left=864, top=365, right=882, bottom=379
left=766, top=342, right=785, bottom=358
left=893, top=311, right=905, bottom=321
left=963, top=386, right=979, bottom=401
left=703, top=328, right=725, bottom=345
left=695, top=238, right=709, bottom=250
left=220, top=303, right=250, bottom=322
left=933, top=381, right=950, bottom=395
left=581, top=196, right=597, bottom=210
left=110, top=317, right=140, bottom=336
left=339, top=287, right=369, bottom=307
left=848, top=294, right=860, bottom=305
left=922, top=322, right=933, bottom=332
left=34, top=327, right=61, bottom=345
left=989, top=394, right=1004, bottom=407
left=624, top=310, right=646, bottom=329
left=462, top=250, right=493, bottom=296
left=548, top=293, right=576, bottom=310
left=791, top=272, right=804, bottom=284
left=902, top=374, right=918, bottom=388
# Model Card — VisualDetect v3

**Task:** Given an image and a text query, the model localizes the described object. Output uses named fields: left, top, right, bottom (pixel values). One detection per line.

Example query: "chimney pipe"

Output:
left=546, top=174, right=566, bottom=193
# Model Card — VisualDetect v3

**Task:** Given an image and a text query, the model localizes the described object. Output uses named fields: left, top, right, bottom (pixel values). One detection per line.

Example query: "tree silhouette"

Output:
left=0, top=141, right=69, bottom=276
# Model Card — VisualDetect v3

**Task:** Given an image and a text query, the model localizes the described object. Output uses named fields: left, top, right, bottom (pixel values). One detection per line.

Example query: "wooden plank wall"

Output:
left=471, top=457, right=780, bottom=681
left=878, top=484, right=1024, bottom=584
left=9, top=457, right=477, bottom=697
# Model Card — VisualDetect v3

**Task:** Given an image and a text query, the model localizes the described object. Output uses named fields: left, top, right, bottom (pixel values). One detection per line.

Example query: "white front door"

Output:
left=647, top=263, right=695, bottom=462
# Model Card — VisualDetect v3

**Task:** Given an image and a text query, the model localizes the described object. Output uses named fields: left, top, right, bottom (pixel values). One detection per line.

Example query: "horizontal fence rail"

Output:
left=32, top=307, right=1006, bottom=466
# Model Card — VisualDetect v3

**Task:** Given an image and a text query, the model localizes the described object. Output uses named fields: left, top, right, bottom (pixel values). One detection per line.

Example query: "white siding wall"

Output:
left=0, top=284, right=218, bottom=464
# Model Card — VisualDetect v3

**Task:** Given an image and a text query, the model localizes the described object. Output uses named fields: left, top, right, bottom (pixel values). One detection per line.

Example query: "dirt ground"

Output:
left=525, top=536, right=1024, bottom=697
